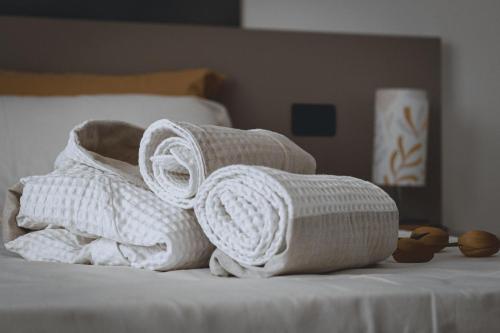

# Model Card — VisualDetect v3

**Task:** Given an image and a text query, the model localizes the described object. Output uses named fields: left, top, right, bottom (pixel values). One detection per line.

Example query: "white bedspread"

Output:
left=1, top=245, right=499, bottom=333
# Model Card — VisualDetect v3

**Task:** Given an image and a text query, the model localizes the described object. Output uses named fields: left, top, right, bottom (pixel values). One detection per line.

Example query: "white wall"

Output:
left=243, top=0, right=500, bottom=234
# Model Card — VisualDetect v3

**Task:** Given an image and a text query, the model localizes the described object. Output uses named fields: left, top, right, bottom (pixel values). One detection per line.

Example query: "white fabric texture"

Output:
left=4, top=120, right=213, bottom=270
left=0, top=94, right=230, bottom=212
left=2, top=245, right=500, bottom=333
left=139, top=119, right=316, bottom=208
left=195, top=165, right=399, bottom=277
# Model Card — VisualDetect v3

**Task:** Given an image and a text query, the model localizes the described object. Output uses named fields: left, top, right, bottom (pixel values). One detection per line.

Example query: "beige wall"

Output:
left=243, top=0, right=500, bottom=234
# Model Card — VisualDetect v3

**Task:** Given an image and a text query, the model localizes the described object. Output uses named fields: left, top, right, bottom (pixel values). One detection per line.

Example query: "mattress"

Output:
left=1, top=245, right=499, bottom=333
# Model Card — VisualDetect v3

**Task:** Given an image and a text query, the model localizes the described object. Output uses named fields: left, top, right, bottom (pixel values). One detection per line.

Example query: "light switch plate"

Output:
left=292, top=103, right=336, bottom=136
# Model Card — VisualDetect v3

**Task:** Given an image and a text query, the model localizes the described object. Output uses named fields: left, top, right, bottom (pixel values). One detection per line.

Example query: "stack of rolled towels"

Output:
left=3, top=119, right=398, bottom=277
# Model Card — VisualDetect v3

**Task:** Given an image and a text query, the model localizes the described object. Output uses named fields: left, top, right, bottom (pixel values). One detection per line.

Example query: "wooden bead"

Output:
left=411, top=226, right=449, bottom=253
left=459, top=230, right=500, bottom=257
left=393, top=238, right=434, bottom=263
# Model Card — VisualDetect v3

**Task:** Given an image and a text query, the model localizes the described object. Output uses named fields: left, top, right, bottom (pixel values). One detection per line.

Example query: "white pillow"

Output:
left=0, top=94, right=231, bottom=209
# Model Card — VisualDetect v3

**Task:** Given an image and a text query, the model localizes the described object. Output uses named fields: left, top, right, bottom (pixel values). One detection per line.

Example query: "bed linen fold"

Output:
left=194, top=165, right=399, bottom=278
left=139, top=119, right=316, bottom=208
left=3, top=120, right=213, bottom=270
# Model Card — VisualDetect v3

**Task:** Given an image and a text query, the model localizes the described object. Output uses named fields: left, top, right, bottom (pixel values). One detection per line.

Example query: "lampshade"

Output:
left=372, top=88, right=429, bottom=187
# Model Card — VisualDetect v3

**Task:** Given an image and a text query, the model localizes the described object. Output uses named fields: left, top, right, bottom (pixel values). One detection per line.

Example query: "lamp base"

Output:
left=390, top=187, right=441, bottom=228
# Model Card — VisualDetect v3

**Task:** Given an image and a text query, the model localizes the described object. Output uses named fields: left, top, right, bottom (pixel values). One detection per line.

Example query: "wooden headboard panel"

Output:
left=0, top=16, right=441, bottom=224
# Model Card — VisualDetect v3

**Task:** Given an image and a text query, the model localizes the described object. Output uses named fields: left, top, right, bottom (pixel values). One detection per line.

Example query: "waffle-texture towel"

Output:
left=3, top=120, right=213, bottom=270
left=194, top=165, right=399, bottom=278
left=139, top=120, right=316, bottom=208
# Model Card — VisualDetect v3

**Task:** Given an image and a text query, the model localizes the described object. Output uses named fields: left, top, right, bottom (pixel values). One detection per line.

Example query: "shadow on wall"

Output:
left=441, top=41, right=487, bottom=235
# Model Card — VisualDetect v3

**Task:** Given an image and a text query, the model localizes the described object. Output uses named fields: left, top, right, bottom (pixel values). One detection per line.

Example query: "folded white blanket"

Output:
left=194, top=165, right=399, bottom=278
left=139, top=120, right=316, bottom=208
left=3, top=120, right=213, bottom=270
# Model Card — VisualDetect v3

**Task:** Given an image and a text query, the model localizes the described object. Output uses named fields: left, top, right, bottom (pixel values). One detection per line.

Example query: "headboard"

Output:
left=0, top=16, right=441, bottom=224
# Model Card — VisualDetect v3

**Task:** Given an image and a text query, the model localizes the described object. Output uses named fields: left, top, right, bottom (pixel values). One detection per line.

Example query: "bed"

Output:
left=2, top=243, right=500, bottom=332
left=1, top=16, right=499, bottom=333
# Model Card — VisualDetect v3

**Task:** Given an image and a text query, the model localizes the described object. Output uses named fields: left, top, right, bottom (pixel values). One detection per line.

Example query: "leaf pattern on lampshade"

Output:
left=387, top=135, right=423, bottom=185
left=373, top=89, right=429, bottom=187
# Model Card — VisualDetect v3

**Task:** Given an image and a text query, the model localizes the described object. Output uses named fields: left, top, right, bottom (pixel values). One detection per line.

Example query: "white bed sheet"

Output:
left=1, top=245, right=499, bottom=333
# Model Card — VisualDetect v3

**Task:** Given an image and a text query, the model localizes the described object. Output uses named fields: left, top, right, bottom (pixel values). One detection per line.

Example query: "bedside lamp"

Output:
left=372, top=88, right=429, bottom=223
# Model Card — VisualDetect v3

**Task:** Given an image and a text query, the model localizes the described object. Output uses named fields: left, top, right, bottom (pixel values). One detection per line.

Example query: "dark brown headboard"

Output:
left=0, top=16, right=441, bottom=224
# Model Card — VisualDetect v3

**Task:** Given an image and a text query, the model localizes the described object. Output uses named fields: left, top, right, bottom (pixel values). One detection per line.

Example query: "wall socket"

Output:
left=291, top=103, right=336, bottom=136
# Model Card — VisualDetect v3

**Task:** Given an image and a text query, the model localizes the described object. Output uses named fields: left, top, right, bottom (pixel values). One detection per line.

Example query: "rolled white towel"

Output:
left=194, top=165, right=399, bottom=278
left=139, top=120, right=316, bottom=208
